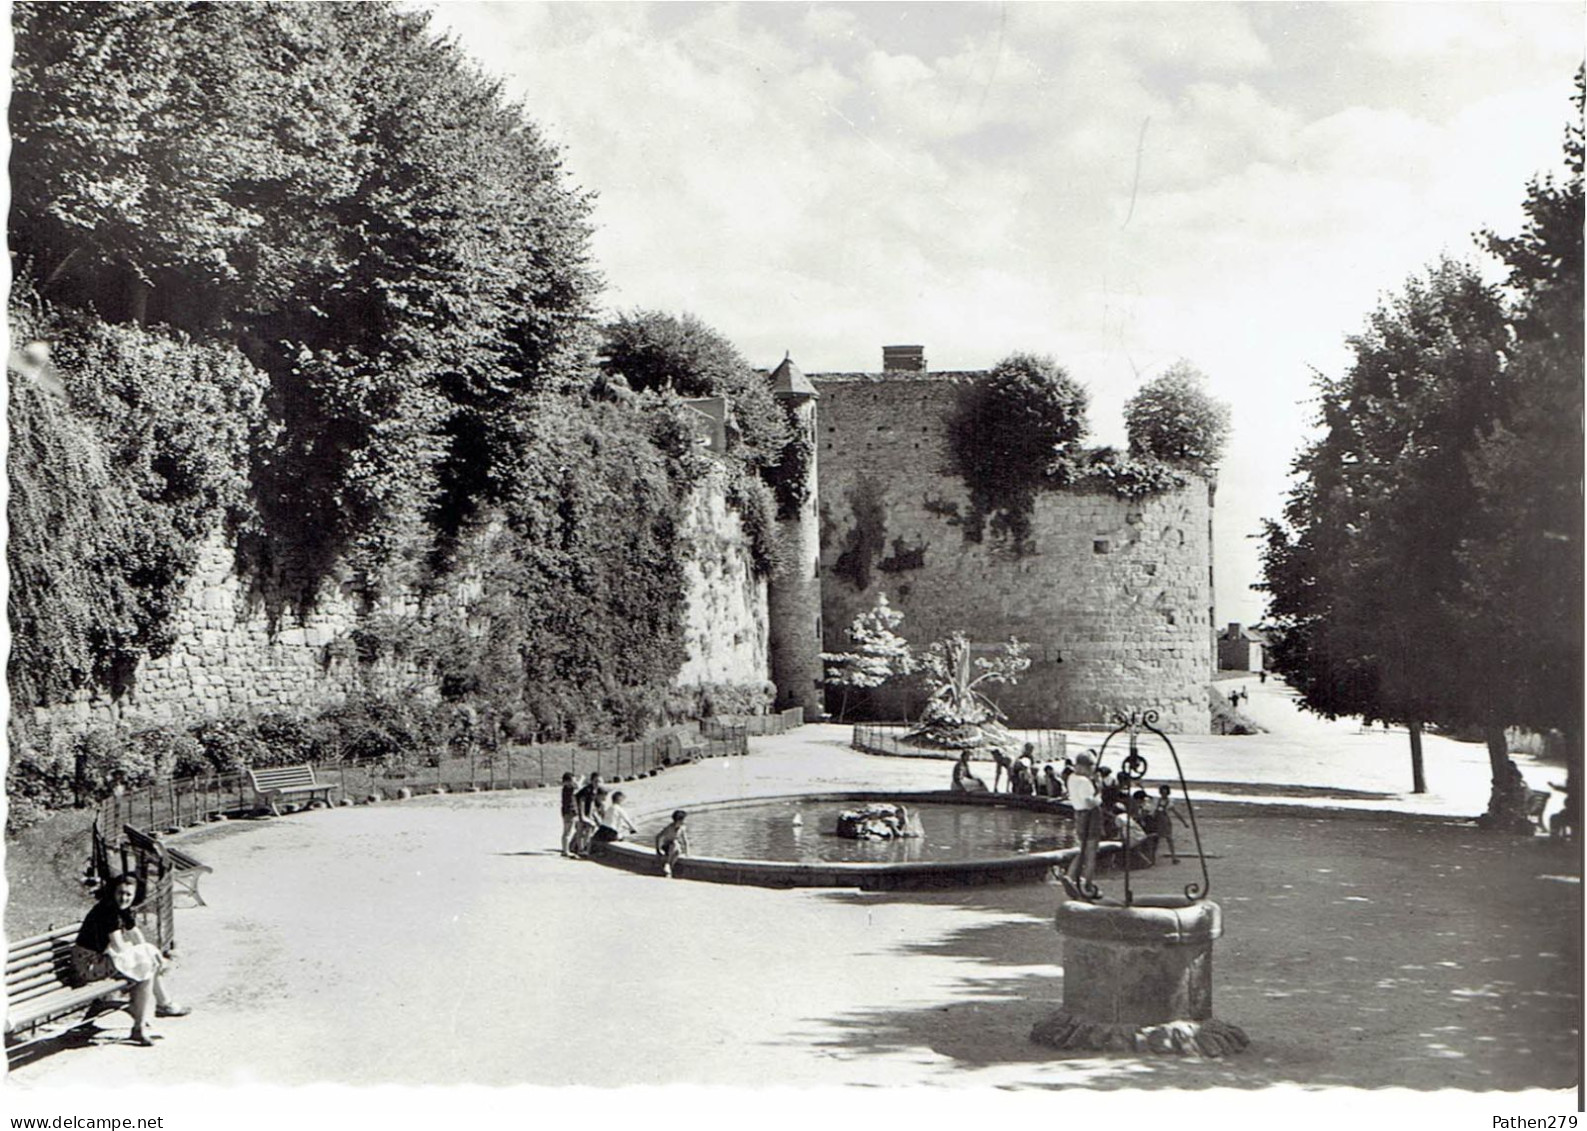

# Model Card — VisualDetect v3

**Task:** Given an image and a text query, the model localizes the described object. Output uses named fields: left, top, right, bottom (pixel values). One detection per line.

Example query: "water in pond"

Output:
left=638, top=798, right=1076, bottom=865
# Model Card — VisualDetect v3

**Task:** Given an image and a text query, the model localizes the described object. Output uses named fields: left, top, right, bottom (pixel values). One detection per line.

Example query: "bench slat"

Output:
left=5, top=928, right=77, bottom=957
left=251, top=767, right=318, bottom=788
left=166, top=852, right=212, bottom=874
left=6, top=980, right=129, bottom=1034
left=6, top=939, right=70, bottom=966
left=247, top=764, right=338, bottom=816
left=11, top=971, right=75, bottom=1001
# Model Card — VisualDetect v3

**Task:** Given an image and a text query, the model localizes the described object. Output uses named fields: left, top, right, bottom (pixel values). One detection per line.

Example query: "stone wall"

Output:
left=674, top=466, right=771, bottom=687
left=814, top=373, right=1213, bottom=733
left=28, top=465, right=770, bottom=732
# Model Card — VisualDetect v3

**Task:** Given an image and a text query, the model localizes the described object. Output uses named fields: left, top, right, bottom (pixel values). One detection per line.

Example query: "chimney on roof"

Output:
left=882, top=344, right=925, bottom=373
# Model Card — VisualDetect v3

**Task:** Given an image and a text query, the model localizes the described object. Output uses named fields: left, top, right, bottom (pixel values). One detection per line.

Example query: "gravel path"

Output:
left=7, top=691, right=1578, bottom=1120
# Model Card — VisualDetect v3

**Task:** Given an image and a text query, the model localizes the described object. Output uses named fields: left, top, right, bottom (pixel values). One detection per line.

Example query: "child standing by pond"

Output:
left=1153, top=784, right=1187, bottom=864
left=560, top=773, right=582, bottom=857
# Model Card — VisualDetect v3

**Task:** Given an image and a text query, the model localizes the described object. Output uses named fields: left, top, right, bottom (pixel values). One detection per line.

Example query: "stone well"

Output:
left=1030, top=894, right=1248, bottom=1057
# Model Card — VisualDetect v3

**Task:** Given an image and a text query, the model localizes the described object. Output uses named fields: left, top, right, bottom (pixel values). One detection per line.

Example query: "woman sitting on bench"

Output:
left=70, top=873, right=190, bottom=1046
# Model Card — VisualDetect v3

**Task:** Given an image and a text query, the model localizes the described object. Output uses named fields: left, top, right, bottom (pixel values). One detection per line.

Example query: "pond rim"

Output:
left=591, top=789, right=1093, bottom=890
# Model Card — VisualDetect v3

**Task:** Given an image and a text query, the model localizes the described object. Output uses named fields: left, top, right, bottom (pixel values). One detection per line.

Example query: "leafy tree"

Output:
left=950, top=352, right=1090, bottom=551
left=1125, top=361, right=1231, bottom=473
left=821, top=593, right=914, bottom=721
left=1463, top=67, right=1585, bottom=820
left=1260, top=259, right=1511, bottom=797
left=598, top=310, right=789, bottom=470
left=11, top=2, right=601, bottom=590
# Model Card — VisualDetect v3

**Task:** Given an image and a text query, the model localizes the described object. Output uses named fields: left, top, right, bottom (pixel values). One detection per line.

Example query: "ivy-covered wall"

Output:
left=25, top=467, right=770, bottom=733
left=814, top=372, right=1213, bottom=732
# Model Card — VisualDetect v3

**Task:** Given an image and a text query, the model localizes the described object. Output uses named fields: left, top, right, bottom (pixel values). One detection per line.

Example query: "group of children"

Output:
left=952, top=744, right=1188, bottom=864
left=559, top=770, right=689, bottom=877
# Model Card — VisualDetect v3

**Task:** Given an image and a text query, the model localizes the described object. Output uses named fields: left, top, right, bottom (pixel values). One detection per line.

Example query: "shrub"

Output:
left=190, top=715, right=274, bottom=773
left=73, top=725, right=156, bottom=796
left=125, top=725, right=208, bottom=780
left=1075, top=447, right=1192, bottom=498
left=316, top=693, right=450, bottom=771
left=1209, top=686, right=1263, bottom=735
left=5, top=727, right=79, bottom=834
left=7, top=298, right=267, bottom=709
left=252, top=711, right=340, bottom=766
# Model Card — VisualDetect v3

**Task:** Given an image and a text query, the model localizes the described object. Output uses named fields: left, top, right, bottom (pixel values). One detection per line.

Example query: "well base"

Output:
left=1030, top=1009, right=1248, bottom=1057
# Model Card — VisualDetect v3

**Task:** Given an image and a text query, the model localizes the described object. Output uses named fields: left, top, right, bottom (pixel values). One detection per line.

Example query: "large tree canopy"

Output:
left=7, top=1, right=732, bottom=749
left=11, top=1, right=601, bottom=580
left=1262, top=72, right=1584, bottom=821
left=1262, top=258, right=1510, bottom=722
left=597, top=309, right=789, bottom=470
left=1463, top=68, right=1585, bottom=742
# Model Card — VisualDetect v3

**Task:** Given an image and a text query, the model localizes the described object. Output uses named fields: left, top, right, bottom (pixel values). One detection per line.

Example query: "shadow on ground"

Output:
left=790, top=803, right=1581, bottom=1090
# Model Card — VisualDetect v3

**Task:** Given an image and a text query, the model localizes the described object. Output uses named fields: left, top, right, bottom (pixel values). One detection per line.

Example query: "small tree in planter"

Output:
left=821, top=593, right=914, bottom=721
left=907, top=632, right=1031, bottom=749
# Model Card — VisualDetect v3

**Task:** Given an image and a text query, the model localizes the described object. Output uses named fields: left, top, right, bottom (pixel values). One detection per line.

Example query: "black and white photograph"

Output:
left=4, top=1, right=1581, bottom=1125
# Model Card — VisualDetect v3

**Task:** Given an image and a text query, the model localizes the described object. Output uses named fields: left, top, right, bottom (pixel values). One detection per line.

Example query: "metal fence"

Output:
left=851, top=722, right=1068, bottom=763
left=100, top=727, right=752, bottom=838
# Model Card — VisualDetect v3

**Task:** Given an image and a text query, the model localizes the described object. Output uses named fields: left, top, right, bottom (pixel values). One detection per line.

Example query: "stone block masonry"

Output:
left=814, top=373, right=1213, bottom=733
left=30, top=466, right=770, bottom=733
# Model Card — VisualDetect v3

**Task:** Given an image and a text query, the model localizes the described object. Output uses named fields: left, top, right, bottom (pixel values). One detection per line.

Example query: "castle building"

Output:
left=766, top=345, right=1215, bottom=733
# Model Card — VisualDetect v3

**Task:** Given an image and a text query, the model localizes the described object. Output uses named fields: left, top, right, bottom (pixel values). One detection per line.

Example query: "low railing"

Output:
left=100, top=727, right=751, bottom=839
left=700, top=706, right=803, bottom=738
left=851, top=722, right=1068, bottom=763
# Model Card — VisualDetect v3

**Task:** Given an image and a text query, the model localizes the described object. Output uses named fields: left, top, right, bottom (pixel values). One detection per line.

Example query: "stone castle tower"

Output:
left=765, top=354, right=825, bottom=714
left=761, top=344, right=1213, bottom=733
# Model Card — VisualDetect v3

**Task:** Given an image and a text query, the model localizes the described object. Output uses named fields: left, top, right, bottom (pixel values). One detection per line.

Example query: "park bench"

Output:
left=5, top=925, right=132, bottom=1045
left=658, top=733, right=707, bottom=766
left=248, top=764, right=339, bottom=816
left=1526, top=789, right=1551, bottom=835
left=123, top=825, right=213, bottom=907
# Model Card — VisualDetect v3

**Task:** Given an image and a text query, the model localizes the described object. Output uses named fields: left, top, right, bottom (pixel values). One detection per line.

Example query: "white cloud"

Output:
left=1361, top=2, right=1578, bottom=59
left=422, top=0, right=1582, bottom=625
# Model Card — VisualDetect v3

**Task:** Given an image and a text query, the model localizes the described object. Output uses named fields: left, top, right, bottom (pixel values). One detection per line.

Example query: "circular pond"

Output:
left=596, top=791, right=1080, bottom=890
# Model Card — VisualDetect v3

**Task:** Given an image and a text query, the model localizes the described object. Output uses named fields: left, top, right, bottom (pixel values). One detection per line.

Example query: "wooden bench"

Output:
left=124, top=825, right=213, bottom=907
left=248, top=764, right=339, bottom=816
left=5, top=926, right=132, bottom=1044
left=1526, top=789, right=1551, bottom=834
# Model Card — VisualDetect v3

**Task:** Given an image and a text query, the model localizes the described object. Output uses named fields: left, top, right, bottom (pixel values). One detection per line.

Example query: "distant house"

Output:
left=1217, top=622, right=1267, bottom=672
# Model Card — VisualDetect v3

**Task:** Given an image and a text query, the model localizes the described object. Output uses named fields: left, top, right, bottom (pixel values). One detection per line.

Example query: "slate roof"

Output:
left=769, top=354, right=818, bottom=398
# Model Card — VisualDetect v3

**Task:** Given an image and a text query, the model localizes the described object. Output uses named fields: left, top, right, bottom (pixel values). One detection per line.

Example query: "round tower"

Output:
left=766, top=354, right=824, bottom=717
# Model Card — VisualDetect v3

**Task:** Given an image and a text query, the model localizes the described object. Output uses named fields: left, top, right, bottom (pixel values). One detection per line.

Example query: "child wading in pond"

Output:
left=655, top=810, right=689, bottom=877
left=1153, top=784, right=1188, bottom=863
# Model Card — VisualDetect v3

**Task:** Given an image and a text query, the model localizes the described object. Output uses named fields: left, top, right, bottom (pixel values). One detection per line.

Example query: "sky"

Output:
left=425, top=0, right=1582, bottom=627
